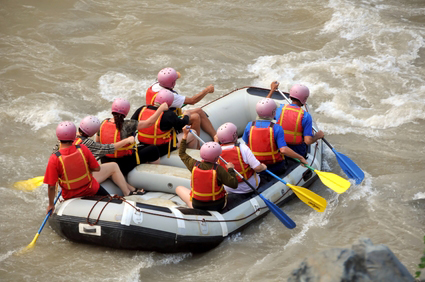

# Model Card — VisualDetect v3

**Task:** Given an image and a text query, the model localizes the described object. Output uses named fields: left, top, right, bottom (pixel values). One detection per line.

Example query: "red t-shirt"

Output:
left=44, top=144, right=100, bottom=200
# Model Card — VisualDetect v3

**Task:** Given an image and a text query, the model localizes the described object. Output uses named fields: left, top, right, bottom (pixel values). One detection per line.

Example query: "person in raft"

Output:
left=242, top=98, right=308, bottom=174
left=44, top=121, right=109, bottom=214
left=175, top=126, right=238, bottom=212
left=97, top=98, right=168, bottom=175
left=216, top=122, right=267, bottom=195
left=52, top=116, right=143, bottom=196
left=266, top=81, right=324, bottom=157
left=131, top=89, right=199, bottom=158
left=145, top=67, right=217, bottom=140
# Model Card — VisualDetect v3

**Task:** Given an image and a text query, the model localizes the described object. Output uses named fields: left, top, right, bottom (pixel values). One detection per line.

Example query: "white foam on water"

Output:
left=126, top=253, right=192, bottom=282
left=98, top=71, right=150, bottom=102
left=0, top=250, right=15, bottom=263
left=283, top=202, right=334, bottom=250
left=247, top=0, right=425, bottom=136
left=413, top=192, right=425, bottom=200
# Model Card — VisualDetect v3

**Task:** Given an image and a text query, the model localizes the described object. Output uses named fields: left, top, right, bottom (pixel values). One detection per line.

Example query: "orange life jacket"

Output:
left=146, top=84, right=183, bottom=116
left=218, top=143, right=254, bottom=182
left=55, top=145, right=92, bottom=190
left=276, top=104, right=304, bottom=145
left=190, top=161, right=225, bottom=202
left=248, top=121, right=283, bottom=165
left=137, top=107, right=175, bottom=145
left=99, top=120, right=133, bottom=158
left=145, top=85, right=157, bottom=106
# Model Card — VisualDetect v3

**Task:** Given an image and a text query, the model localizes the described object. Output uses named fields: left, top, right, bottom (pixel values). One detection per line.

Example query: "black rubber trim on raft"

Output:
left=49, top=214, right=223, bottom=253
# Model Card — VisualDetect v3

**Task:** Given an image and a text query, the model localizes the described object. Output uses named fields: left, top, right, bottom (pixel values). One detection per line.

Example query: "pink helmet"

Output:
left=157, top=67, right=179, bottom=89
left=256, top=98, right=277, bottom=118
left=111, top=98, right=130, bottom=117
left=217, top=122, right=238, bottom=144
left=154, top=89, right=174, bottom=107
left=79, top=116, right=101, bottom=137
left=200, top=142, right=222, bottom=163
left=289, top=84, right=310, bottom=105
left=56, top=121, right=76, bottom=141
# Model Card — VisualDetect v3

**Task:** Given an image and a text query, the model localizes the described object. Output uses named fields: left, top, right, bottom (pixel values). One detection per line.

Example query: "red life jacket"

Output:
left=73, top=137, right=83, bottom=146
left=99, top=119, right=133, bottom=158
left=218, top=143, right=254, bottom=182
left=276, top=104, right=304, bottom=145
left=248, top=121, right=283, bottom=165
left=137, top=107, right=174, bottom=145
left=145, top=85, right=157, bottom=106
left=190, top=161, right=225, bottom=202
left=55, top=145, right=92, bottom=190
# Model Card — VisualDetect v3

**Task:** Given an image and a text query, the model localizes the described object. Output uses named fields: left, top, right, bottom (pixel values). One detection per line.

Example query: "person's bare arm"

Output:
left=279, top=146, right=307, bottom=165
left=114, top=136, right=135, bottom=150
left=46, top=185, right=56, bottom=214
left=137, top=103, right=169, bottom=130
left=253, top=163, right=267, bottom=172
left=266, top=81, right=279, bottom=99
left=184, top=84, right=214, bottom=105
left=304, top=130, right=324, bottom=145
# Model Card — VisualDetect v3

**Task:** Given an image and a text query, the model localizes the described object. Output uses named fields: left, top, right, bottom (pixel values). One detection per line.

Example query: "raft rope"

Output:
left=84, top=189, right=293, bottom=226
left=84, top=144, right=319, bottom=226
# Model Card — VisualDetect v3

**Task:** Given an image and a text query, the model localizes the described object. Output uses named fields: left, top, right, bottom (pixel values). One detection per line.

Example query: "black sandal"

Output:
left=128, top=189, right=146, bottom=196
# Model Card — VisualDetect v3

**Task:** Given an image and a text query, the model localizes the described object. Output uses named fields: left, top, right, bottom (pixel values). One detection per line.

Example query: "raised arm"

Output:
left=183, top=84, right=214, bottom=105
left=266, top=81, right=279, bottom=99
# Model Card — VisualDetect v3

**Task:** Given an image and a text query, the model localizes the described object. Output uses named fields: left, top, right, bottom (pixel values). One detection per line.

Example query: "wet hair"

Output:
left=112, top=112, right=125, bottom=132
left=59, top=140, right=74, bottom=144
left=291, top=97, right=302, bottom=105
left=78, top=128, right=89, bottom=138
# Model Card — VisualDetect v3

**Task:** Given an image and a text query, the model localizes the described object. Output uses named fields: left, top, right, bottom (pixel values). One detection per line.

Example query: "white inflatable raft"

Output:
left=49, top=86, right=323, bottom=253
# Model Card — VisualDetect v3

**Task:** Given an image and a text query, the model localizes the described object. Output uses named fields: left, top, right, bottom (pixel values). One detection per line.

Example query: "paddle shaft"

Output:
left=39, top=190, right=61, bottom=234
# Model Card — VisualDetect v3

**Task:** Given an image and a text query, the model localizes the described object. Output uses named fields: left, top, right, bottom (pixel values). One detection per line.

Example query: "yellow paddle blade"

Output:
left=315, top=170, right=350, bottom=194
left=13, top=176, right=44, bottom=191
left=15, top=234, right=39, bottom=255
left=288, top=184, right=327, bottom=212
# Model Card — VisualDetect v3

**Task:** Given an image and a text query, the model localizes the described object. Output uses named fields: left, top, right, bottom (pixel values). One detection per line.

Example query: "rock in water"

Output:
left=288, top=238, right=415, bottom=282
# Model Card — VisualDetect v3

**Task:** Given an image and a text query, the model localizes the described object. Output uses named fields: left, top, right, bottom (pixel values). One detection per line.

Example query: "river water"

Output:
left=1, top=0, right=424, bottom=281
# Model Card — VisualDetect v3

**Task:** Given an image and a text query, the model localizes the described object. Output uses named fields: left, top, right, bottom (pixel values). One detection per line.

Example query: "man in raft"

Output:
left=132, top=89, right=199, bottom=158
left=97, top=98, right=167, bottom=175
left=242, top=98, right=308, bottom=174
left=44, top=121, right=109, bottom=214
left=145, top=67, right=217, bottom=140
left=216, top=122, right=267, bottom=195
left=52, top=116, right=143, bottom=196
left=267, top=81, right=324, bottom=157
left=175, top=125, right=238, bottom=212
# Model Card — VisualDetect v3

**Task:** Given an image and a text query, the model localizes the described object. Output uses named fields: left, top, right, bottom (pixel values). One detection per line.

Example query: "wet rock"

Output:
left=288, top=238, right=415, bottom=282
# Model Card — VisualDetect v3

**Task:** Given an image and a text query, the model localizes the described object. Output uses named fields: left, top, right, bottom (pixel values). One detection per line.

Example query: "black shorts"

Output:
left=192, top=197, right=226, bottom=212
left=95, top=185, right=110, bottom=196
left=154, top=143, right=177, bottom=158
left=100, top=145, right=160, bottom=175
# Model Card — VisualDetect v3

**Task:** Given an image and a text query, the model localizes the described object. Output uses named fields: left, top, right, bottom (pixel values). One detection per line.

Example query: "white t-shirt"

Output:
left=222, top=143, right=261, bottom=194
left=151, top=82, right=186, bottom=109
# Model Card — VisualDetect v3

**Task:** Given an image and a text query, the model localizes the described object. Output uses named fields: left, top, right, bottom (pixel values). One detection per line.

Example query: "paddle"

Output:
left=292, top=158, right=350, bottom=194
left=264, top=170, right=326, bottom=212
left=276, top=88, right=364, bottom=185
left=189, top=129, right=296, bottom=229
left=13, top=176, right=44, bottom=191
left=17, top=190, right=62, bottom=254
left=320, top=138, right=364, bottom=185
